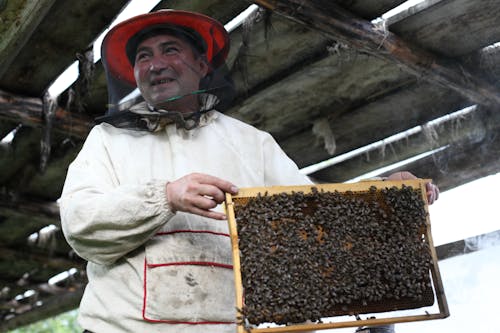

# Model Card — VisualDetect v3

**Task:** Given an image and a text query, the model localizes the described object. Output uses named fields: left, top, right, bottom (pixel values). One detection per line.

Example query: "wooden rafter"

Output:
left=250, top=0, right=500, bottom=106
left=0, top=89, right=92, bottom=138
left=0, top=247, right=79, bottom=275
left=435, top=229, right=500, bottom=261
left=0, top=0, right=58, bottom=78
left=309, top=104, right=493, bottom=182
left=0, top=194, right=60, bottom=225
left=0, top=286, right=84, bottom=332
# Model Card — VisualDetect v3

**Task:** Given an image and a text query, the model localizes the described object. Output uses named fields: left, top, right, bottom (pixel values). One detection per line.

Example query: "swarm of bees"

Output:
left=234, top=186, right=434, bottom=325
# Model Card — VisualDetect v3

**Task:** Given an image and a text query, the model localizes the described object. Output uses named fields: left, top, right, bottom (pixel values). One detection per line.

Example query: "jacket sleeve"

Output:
left=262, top=132, right=314, bottom=186
left=59, top=127, right=174, bottom=265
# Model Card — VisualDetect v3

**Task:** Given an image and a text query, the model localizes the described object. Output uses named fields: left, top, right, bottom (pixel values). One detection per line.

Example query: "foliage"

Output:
left=8, top=310, right=81, bottom=333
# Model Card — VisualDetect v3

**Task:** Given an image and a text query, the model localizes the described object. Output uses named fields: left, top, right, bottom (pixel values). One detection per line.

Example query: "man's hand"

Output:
left=386, top=171, right=439, bottom=204
left=165, top=173, right=239, bottom=220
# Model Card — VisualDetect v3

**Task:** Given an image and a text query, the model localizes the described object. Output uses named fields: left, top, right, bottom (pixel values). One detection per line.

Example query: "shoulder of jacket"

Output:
left=215, top=112, right=267, bottom=136
left=91, top=122, right=149, bottom=138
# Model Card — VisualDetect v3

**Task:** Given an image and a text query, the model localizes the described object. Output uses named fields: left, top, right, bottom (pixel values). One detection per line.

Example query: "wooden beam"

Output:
left=388, top=0, right=500, bottom=57
left=395, top=139, right=500, bottom=193
left=0, top=89, right=92, bottom=138
left=373, top=106, right=500, bottom=192
left=24, top=142, right=82, bottom=201
left=335, top=0, right=407, bottom=20
left=462, top=43, right=500, bottom=86
left=0, top=0, right=130, bottom=96
left=385, top=0, right=442, bottom=26
left=0, top=127, right=41, bottom=185
left=280, top=82, right=470, bottom=168
left=0, top=286, right=84, bottom=332
left=227, top=50, right=415, bottom=141
left=227, top=14, right=332, bottom=100
left=436, top=229, right=500, bottom=261
left=250, top=0, right=500, bottom=106
left=0, top=122, right=17, bottom=139
left=0, top=195, right=60, bottom=227
left=0, top=0, right=57, bottom=78
left=309, top=104, right=500, bottom=190
left=156, top=0, right=249, bottom=24
left=0, top=247, right=80, bottom=282
left=309, top=105, right=486, bottom=182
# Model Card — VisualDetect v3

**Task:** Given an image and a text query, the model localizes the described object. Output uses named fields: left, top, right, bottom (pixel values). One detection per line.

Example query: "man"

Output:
left=60, top=10, right=313, bottom=333
left=59, top=10, right=438, bottom=333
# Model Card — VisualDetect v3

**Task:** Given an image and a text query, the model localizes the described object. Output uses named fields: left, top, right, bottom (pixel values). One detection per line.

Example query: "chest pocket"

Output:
left=142, top=213, right=236, bottom=323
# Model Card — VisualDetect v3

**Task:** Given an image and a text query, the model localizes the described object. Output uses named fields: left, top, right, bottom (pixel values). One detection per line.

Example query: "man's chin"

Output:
left=149, top=93, right=179, bottom=107
left=153, top=99, right=195, bottom=113
left=148, top=92, right=199, bottom=113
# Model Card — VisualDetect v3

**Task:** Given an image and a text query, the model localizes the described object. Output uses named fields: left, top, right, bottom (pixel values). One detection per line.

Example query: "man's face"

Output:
left=133, top=34, right=208, bottom=112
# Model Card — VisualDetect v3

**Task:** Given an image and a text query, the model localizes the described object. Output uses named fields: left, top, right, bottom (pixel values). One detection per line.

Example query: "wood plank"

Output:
left=357, top=106, right=500, bottom=192
left=0, top=121, right=17, bottom=140
left=0, top=0, right=57, bottom=78
left=280, top=82, right=470, bottom=168
left=227, top=52, right=414, bottom=140
left=228, top=14, right=330, bottom=99
left=385, top=0, right=442, bottom=26
left=462, top=44, right=500, bottom=86
left=0, top=247, right=78, bottom=282
left=389, top=0, right=500, bottom=57
left=393, top=139, right=500, bottom=192
left=252, top=0, right=500, bottom=106
left=335, top=0, right=407, bottom=19
left=0, top=286, right=84, bottom=333
left=0, top=127, right=41, bottom=185
left=0, top=192, right=60, bottom=233
left=0, top=214, right=59, bottom=247
left=308, top=105, right=485, bottom=182
left=156, top=0, right=249, bottom=24
left=436, top=229, right=500, bottom=260
left=0, top=89, right=93, bottom=138
left=0, top=0, right=129, bottom=96
left=23, top=142, right=82, bottom=201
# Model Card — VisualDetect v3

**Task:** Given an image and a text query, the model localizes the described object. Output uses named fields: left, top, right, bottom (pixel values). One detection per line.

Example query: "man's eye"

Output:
left=164, top=47, right=179, bottom=54
left=136, top=53, right=149, bottom=61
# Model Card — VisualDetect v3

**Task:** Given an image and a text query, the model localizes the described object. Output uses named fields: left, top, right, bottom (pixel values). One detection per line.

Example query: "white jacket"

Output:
left=59, top=111, right=312, bottom=333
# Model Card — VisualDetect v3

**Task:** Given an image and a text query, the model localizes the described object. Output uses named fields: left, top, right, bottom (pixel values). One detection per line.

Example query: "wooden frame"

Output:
left=225, top=179, right=449, bottom=332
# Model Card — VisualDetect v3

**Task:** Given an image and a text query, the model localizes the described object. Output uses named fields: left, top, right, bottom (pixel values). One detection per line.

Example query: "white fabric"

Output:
left=60, top=111, right=312, bottom=333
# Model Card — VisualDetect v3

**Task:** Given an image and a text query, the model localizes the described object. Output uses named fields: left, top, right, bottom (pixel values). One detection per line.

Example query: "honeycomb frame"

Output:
left=225, top=179, right=449, bottom=333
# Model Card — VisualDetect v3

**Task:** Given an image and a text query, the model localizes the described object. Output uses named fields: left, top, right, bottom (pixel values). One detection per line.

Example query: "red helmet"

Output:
left=101, top=10, right=230, bottom=86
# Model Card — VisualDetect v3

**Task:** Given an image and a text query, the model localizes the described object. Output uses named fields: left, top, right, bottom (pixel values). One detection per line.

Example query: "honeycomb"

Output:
left=232, top=185, right=434, bottom=326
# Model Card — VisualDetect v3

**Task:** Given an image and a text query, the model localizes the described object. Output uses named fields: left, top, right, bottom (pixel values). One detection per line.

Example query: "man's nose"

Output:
left=149, top=55, right=168, bottom=72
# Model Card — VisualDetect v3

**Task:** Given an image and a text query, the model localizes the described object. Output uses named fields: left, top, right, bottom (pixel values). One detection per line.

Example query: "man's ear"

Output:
left=198, top=56, right=209, bottom=78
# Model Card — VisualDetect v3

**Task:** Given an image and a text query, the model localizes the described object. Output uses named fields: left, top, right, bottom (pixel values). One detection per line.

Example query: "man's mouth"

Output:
left=151, top=78, right=175, bottom=86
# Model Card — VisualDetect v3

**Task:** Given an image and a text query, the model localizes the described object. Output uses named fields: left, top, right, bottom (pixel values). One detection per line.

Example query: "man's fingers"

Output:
left=387, top=171, right=417, bottom=181
left=426, top=182, right=439, bottom=204
left=190, top=194, right=219, bottom=210
left=189, top=206, right=226, bottom=220
left=196, top=184, right=226, bottom=203
left=192, top=173, right=238, bottom=195
left=166, top=173, right=238, bottom=218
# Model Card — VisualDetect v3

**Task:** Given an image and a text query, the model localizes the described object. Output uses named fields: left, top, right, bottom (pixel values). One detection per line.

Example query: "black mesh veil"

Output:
left=97, top=22, right=235, bottom=130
